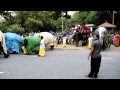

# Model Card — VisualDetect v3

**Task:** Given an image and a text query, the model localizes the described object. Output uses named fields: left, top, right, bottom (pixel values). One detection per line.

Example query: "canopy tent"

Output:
left=98, top=21, right=116, bottom=28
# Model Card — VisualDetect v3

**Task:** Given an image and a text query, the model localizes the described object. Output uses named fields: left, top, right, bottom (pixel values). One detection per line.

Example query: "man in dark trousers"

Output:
left=86, top=34, right=102, bottom=78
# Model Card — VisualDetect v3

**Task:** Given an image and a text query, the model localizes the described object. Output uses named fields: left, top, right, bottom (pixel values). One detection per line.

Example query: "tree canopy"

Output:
left=0, top=11, right=120, bottom=34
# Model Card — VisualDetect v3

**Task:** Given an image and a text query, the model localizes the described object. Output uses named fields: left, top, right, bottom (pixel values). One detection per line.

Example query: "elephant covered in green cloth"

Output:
left=20, top=35, right=40, bottom=55
left=20, top=32, right=54, bottom=55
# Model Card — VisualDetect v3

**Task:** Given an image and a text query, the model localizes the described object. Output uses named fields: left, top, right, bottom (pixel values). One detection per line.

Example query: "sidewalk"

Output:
left=54, top=44, right=88, bottom=50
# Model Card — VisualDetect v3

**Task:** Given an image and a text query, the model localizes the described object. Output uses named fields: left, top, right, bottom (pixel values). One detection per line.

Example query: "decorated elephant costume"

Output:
left=21, top=32, right=54, bottom=55
left=0, top=31, right=9, bottom=58
left=4, top=32, right=22, bottom=54
left=94, top=27, right=111, bottom=50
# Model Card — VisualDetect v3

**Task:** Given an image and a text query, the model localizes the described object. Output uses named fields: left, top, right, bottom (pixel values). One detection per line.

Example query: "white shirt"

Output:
left=40, top=39, right=45, bottom=49
left=63, top=36, right=67, bottom=43
left=54, top=36, right=57, bottom=41
left=88, top=37, right=93, bottom=43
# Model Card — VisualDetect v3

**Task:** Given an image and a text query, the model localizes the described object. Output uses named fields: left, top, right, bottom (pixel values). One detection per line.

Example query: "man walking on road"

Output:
left=86, top=34, right=102, bottom=78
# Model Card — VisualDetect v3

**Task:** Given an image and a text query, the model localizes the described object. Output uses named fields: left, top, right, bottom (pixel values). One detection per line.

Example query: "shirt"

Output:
left=40, top=39, right=45, bottom=49
left=54, top=36, right=57, bottom=41
left=63, top=36, right=67, bottom=43
left=92, top=40, right=102, bottom=58
left=88, top=37, right=93, bottom=43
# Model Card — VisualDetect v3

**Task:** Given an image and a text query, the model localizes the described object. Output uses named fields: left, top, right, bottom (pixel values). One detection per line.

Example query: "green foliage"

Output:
left=24, top=17, right=43, bottom=32
left=71, top=11, right=96, bottom=24
left=103, top=34, right=111, bottom=50
left=7, top=24, right=25, bottom=34
left=0, top=22, right=7, bottom=32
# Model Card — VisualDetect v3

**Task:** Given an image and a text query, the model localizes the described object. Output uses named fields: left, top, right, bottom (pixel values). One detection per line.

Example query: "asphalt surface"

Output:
left=0, top=45, right=120, bottom=79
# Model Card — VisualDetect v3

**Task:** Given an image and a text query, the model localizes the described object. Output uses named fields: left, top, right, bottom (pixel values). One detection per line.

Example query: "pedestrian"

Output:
left=114, top=32, right=119, bottom=47
left=88, top=35, right=93, bottom=49
left=23, top=38, right=28, bottom=54
left=111, top=34, right=115, bottom=45
left=53, top=34, right=57, bottom=47
left=39, top=36, right=46, bottom=57
left=86, top=34, right=102, bottom=78
left=62, top=35, right=67, bottom=48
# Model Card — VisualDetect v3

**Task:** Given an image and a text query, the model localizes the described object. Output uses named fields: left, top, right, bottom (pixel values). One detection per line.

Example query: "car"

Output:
left=57, top=32, right=63, bottom=38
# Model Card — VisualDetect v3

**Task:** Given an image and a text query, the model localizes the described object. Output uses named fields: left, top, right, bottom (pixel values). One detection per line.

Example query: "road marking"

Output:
left=103, top=57, right=114, bottom=60
left=21, top=55, right=38, bottom=57
left=31, top=56, right=38, bottom=57
left=0, top=72, right=4, bottom=74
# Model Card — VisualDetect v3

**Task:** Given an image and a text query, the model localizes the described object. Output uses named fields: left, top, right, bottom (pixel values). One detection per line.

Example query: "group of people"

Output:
left=88, top=32, right=120, bottom=49
left=111, top=32, right=120, bottom=47
left=53, top=34, right=68, bottom=48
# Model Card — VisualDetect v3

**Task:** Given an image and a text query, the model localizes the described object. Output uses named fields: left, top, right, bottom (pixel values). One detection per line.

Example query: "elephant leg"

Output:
left=50, top=45, right=54, bottom=50
left=0, top=42, right=9, bottom=58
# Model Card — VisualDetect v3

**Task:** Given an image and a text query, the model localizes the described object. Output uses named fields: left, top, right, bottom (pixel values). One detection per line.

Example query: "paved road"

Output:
left=0, top=45, right=120, bottom=79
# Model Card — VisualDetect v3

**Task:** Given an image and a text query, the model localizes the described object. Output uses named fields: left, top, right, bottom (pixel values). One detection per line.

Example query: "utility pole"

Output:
left=112, top=11, right=115, bottom=25
left=112, top=11, right=117, bottom=32
left=62, top=11, right=64, bottom=33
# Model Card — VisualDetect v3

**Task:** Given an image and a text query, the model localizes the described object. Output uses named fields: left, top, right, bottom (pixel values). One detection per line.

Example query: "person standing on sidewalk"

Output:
left=86, top=34, right=102, bottom=78
left=114, top=32, right=119, bottom=47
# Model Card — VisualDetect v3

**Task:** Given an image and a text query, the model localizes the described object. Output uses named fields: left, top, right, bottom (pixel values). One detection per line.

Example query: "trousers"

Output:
left=89, top=56, right=101, bottom=76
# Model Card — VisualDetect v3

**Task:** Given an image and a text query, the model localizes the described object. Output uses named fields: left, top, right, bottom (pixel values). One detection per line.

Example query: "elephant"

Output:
left=34, top=32, right=54, bottom=50
left=94, top=27, right=111, bottom=50
left=69, top=24, right=90, bottom=47
left=20, top=35, right=40, bottom=55
left=4, top=32, right=22, bottom=54
left=21, top=32, right=54, bottom=55
left=0, top=31, right=9, bottom=58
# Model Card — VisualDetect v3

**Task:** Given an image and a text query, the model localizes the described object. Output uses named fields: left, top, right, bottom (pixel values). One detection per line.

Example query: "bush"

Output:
left=7, top=24, right=25, bottom=34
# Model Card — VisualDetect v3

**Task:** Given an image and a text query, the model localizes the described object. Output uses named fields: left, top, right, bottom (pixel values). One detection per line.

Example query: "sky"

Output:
left=68, top=11, right=78, bottom=16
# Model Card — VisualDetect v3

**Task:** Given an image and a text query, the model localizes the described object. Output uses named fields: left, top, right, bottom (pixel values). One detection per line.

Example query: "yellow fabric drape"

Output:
left=23, top=46, right=27, bottom=54
left=63, top=43, right=66, bottom=48
left=54, top=41, right=57, bottom=47
left=39, top=48, right=46, bottom=56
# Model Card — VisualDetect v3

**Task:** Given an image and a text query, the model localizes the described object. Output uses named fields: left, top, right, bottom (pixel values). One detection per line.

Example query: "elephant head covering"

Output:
left=94, top=27, right=108, bottom=45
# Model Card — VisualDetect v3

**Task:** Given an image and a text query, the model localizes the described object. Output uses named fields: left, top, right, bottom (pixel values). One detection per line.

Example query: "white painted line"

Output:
left=20, top=55, right=38, bottom=57
left=103, top=57, right=114, bottom=60
left=31, top=56, right=38, bottom=57
left=0, top=72, right=4, bottom=74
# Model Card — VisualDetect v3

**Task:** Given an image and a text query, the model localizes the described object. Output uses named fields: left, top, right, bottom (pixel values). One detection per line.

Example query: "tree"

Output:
left=7, top=24, right=25, bottom=34
left=0, top=22, right=7, bottom=32
left=24, top=17, right=43, bottom=32
left=0, top=11, right=14, bottom=25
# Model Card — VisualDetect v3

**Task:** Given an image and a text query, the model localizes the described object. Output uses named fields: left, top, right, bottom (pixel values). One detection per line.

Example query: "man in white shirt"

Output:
left=63, top=36, right=67, bottom=48
left=39, top=36, right=46, bottom=57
